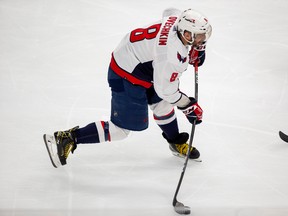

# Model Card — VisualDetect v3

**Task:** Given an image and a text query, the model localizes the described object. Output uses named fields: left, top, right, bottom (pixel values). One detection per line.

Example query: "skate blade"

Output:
left=43, top=134, right=61, bottom=168
left=171, top=152, right=202, bottom=162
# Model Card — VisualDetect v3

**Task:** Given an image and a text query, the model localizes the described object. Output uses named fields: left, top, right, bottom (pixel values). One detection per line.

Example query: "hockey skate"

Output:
left=43, top=126, right=79, bottom=168
left=163, top=132, right=201, bottom=162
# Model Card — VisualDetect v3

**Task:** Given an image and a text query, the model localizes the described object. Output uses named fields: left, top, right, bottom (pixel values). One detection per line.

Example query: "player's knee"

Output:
left=109, top=122, right=131, bottom=141
left=151, top=100, right=176, bottom=125
left=116, top=127, right=130, bottom=141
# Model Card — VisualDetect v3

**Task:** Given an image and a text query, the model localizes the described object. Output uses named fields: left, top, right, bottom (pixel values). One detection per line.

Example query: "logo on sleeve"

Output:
left=177, top=52, right=187, bottom=63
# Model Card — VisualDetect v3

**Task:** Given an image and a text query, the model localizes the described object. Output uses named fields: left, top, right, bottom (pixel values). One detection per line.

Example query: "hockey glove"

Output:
left=189, top=45, right=206, bottom=67
left=178, top=97, right=203, bottom=124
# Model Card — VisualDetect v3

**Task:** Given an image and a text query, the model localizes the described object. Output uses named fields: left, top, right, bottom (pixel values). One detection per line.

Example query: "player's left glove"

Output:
left=178, top=97, right=203, bottom=124
left=188, top=45, right=206, bottom=67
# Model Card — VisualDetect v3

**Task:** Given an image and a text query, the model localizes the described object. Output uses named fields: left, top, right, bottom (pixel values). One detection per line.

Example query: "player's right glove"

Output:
left=189, top=45, right=206, bottom=67
left=178, top=97, right=203, bottom=124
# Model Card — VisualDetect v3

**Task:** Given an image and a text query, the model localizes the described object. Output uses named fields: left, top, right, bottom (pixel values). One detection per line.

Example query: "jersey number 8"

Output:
left=130, top=24, right=161, bottom=43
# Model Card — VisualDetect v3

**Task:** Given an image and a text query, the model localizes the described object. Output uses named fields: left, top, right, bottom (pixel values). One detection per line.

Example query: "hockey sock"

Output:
left=75, top=121, right=131, bottom=144
left=158, top=119, right=179, bottom=140
left=74, top=122, right=100, bottom=144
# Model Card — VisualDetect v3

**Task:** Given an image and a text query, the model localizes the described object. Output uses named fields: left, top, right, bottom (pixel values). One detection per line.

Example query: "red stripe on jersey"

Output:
left=110, top=53, right=152, bottom=89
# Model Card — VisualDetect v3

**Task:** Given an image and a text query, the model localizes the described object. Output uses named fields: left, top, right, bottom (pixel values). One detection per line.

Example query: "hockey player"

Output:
left=44, top=8, right=212, bottom=168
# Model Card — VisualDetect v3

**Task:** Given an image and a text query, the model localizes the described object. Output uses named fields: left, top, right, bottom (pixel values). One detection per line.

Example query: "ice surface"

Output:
left=1, top=0, right=288, bottom=215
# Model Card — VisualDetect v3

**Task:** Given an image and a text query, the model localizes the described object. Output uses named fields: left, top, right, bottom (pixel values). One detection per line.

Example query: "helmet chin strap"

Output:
left=184, top=38, right=193, bottom=46
left=179, top=31, right=194, bottom=46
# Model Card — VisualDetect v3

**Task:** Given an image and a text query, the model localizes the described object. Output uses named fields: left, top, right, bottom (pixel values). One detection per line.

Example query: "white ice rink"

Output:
left=1, top=0, right=288, bottom=215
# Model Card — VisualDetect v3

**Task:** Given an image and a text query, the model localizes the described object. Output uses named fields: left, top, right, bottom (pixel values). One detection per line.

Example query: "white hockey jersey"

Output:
left=110, top=9, right=190, bottom=106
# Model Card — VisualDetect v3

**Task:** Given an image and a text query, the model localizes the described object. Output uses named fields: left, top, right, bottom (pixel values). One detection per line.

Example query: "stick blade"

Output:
left=279, top=131, right=288, bottom=143
left=174, top=201, right=191, bottom=215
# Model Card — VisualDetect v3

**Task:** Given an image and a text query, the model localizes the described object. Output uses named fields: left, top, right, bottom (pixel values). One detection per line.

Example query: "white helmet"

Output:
left=177, top=9, right=212, bottom=45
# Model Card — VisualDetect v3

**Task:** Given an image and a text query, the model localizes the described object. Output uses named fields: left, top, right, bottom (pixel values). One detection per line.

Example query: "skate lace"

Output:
left=64, top=142, right=74, bottom=159
left=175, top=143, right=193, bottom=155
left=58, top=131, right=75, bottom=159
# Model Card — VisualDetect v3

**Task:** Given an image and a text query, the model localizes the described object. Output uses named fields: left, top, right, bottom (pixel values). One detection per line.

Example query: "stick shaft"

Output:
left=173, top=64, right=199, bottom=206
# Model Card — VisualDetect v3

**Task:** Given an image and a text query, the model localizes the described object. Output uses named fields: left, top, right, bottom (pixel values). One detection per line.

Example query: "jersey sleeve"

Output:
left=152, top=14, right=192, bottom=107
left=153, top=55, right=190, bottom=107
left=153, top=57, right=181, bottom=104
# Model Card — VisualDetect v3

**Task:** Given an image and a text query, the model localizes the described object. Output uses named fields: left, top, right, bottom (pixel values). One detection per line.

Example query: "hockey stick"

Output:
left=279, top=131, right=288, bottom=143
left=173, top=64, right=199, bottom=215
